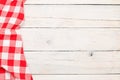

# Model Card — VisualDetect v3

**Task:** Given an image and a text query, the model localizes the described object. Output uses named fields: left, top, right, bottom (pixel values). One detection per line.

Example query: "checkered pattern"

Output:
left=0, top=0, right=33, bottom=80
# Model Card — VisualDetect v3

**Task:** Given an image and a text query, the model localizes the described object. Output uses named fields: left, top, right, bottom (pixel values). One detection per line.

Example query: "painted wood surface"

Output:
left=33, top=75, right=120, bottom=80
left=24, top=5, right=120, bottom=21
left=23, top=18, right=120, bottom=28
left=23, top=0, right=120, bottom=79
left=25, top=52, right=120, bottom=74
left=25, top=0, right=120, bottom=4
left=20, top=28, right=120, bottom=50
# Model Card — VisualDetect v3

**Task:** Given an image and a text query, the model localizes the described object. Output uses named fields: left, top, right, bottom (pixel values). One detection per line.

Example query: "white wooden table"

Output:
left=21, top=0, right=120, bottom=79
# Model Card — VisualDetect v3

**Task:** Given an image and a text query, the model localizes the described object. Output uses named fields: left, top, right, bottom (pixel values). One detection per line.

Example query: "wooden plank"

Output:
left=33, top=75, right=120, bottom=80
left=25, top=0, right=120, bottom=4
left=23, top=18, right=120, bottom=28
left=20, top=28, right=120, bottom=50
left=25, top=52, right=120, bottom=74
left=24, top=5, right=120, bottom=20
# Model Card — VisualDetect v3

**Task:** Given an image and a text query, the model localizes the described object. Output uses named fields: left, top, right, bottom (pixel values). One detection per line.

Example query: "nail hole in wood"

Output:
left=89, top=52, right=94, bottom=57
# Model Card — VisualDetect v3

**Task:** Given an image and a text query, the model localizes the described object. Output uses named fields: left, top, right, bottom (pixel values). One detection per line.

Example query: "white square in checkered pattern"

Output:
left=3, top=40, right=10, bottom=46
left=3, top=5, right=10, bottom=11
left=2, top=52, right=8, bottom=59
left=9, top=18, right=17, bottom=24
left=14, top=54, right=21, bottom=60
left=5, top=29, right=11, bottom=35
left=14, top=66, right=20, bottom=73
left=0, top=17, right=6, bottom=23
left=5, top=72, right=10, bottom=79
left=14, top=6, right=21, bottom=13
left=16, top=41, right=22, bottom=47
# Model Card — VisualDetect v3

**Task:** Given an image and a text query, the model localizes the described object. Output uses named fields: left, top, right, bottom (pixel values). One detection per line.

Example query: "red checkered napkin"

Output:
left=0, top=0, right=33, bottom=79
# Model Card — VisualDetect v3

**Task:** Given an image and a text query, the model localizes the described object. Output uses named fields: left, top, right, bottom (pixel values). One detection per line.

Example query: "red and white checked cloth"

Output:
left=0, top=0, right=33, bottom=80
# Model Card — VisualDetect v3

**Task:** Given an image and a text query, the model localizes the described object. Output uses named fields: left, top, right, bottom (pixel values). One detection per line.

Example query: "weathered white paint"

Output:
left=25, top=5, right=120, bottom=20
left=23, top=18, right=120, bottom=28
left=20, top=28, right=120, bottom=50
left=22, top=0, right=120, bottom=79
left=25, top=0, right=120, bottom=4
left=33, top=75, right=120, bottom=80
left=25, top=51, right=120, bottom=74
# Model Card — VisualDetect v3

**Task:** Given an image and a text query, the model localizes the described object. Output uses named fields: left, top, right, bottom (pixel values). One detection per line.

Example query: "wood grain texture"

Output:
left=25, top=51, right=120, bottom=74
left=23, top=18, right=120, bottom=28
left=22, top=0, right=120, bottom=79
left=24, top=5, right=120, bottom=21
left=20, top=28, right=120, bottom=50
left=33, top=75, right=120, bottom=80
left=25, top=0, right=120, bottom=4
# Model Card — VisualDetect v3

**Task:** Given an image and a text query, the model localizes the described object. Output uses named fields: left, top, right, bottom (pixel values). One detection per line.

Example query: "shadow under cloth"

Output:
left=0, top=0, right=33, bottom=79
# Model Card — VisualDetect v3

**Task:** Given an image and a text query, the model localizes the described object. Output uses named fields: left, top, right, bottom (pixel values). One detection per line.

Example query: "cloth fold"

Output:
left=0, top=0, right=33, bottom=79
